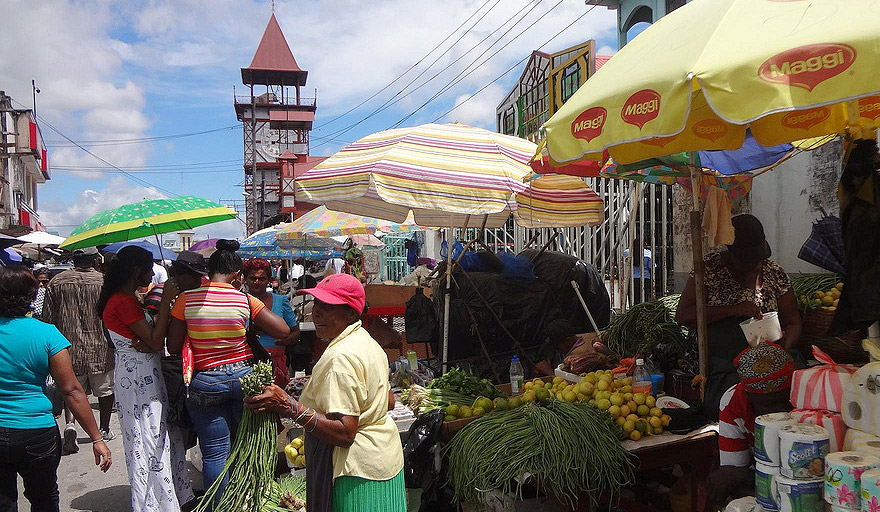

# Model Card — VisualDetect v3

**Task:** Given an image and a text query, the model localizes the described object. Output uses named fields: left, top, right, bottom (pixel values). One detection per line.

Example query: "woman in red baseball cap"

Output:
left=245, top=273, right=405, bottom=512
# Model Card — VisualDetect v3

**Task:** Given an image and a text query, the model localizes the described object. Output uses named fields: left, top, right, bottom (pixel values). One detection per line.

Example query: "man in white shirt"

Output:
left=323, top=257, right=345, bottom=276
left=152, top=261, right=168, bottom=285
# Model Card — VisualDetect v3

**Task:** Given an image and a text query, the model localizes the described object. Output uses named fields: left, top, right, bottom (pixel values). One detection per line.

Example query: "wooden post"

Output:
left=688, top=153, right=709, bottom=397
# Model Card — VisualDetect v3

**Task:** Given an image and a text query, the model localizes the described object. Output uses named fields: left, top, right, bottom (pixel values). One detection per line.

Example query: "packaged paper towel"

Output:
left=755, top=412, right=795, bottom=465
left=841, top=362, right=880, bottom=437
left=790, top=409, right=848, bottom=453
left=779, top=423, right=831, bottom=479
left=756, top=461, right=780, bottom=511
left=775, top=476, right=824, bottom=512
left=824, top=452, right=880, bottom=508
left=791, top=346, right=859, bottom=413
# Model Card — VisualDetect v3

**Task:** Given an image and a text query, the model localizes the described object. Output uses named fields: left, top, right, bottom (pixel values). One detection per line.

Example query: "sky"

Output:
left=1, top=0, right=619, bottom=241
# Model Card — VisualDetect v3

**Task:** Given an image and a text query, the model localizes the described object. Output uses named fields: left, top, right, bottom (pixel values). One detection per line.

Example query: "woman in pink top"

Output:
left=166, top=240, right=289, bottom=509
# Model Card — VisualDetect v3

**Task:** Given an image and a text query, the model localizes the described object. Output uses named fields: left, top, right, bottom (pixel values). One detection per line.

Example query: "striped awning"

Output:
left=276, top=205, right=421, bottom=241
left=294, top=123, right=535, bottom=229
left=515, top=175, right=604, bottom=228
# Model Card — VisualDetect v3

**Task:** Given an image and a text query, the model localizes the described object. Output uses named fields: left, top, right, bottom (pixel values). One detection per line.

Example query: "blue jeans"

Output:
left=185, top=364, right=252, bottom=508
left=0, top=425, right=61, bottom=512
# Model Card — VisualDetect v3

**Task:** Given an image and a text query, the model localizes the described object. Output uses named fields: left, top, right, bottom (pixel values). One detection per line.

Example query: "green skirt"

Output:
left=331, top=470, right=406, bottom=512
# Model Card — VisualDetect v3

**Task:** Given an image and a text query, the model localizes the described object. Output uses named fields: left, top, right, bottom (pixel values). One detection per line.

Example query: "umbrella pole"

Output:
left=688, top=153, right=709, bottom=398
left=152, top=226, right=167, bottom=264
left=442, top=220, right=453, bottom=374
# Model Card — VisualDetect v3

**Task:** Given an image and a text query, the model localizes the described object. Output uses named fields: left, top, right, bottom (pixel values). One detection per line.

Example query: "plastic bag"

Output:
left=498, top=251, right=536, bottom=283
left=402, top=409, right=444, bottom=489
left=405, top=288, right=437, bottom=344
left=44, top=376, right=62, bottom=417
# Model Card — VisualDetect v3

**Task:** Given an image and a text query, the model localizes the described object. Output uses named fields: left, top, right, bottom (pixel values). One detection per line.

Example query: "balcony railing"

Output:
left=234, top=94, right=316, bottom=108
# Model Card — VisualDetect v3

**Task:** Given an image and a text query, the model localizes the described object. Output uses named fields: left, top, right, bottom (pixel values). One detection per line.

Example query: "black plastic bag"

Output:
left=405, top=287, right=437, bottom=345
left=403, top=409, right=444, bottom=489
left=161, top=355, right=192, bottom=429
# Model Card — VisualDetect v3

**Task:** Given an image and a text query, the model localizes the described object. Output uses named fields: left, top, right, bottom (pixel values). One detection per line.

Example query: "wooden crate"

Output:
left=365, top=284, right=431, bottom=308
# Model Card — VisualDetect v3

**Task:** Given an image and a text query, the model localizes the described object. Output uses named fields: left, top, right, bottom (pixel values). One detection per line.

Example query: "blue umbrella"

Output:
left=0, top=248, right=22, bottom=265
left=103, top=240, right=177, bottom=261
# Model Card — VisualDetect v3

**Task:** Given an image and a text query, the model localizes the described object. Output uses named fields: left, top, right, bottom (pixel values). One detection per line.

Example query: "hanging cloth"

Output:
left=702, top=186, right=735, bottom=247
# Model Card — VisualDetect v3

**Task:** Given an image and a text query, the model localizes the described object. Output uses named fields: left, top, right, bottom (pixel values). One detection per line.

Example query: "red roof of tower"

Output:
left=242, top=14, right=308, bottom=86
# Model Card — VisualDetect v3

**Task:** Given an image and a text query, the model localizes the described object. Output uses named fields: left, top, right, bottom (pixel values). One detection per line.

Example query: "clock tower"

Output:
left=235, top=14, right=318, bottom=234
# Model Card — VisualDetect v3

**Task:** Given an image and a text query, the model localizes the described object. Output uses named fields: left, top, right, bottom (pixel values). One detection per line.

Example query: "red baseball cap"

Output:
left=296, top=273, right=366, bottom=315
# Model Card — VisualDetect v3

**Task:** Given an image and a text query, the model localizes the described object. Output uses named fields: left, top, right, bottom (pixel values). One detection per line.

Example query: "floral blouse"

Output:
left=696, top=252, right=792, bottom=313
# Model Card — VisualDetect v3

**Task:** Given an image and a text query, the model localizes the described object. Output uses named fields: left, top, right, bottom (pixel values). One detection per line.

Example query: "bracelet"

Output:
left=305, top=411, right=319, bottom=433
left=92, top=438, right=104, bottom=444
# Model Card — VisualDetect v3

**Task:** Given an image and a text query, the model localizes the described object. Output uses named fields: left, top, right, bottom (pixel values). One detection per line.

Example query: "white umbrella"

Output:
left=19, top=231, right=65, bottom=245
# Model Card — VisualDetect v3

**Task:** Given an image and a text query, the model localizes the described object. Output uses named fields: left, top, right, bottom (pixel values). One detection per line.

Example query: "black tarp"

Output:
left=434, top=249, right=611, bottom=378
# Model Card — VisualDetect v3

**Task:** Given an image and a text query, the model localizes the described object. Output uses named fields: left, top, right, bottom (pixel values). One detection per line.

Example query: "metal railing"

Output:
left=234, top=95, right=316, bottom=108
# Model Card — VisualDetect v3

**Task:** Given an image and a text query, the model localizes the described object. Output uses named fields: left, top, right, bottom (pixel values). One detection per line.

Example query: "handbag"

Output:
left=245, top=293, right=272, bottom=363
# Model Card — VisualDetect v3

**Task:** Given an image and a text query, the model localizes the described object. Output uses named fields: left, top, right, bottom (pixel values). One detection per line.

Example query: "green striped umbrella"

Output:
left=59, top=196, right=237, bottom=250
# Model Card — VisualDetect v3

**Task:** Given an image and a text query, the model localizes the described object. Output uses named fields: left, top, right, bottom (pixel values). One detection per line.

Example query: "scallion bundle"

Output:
left=196, top=361, right=277, bottom=512
left=400, top=384, right=476, bottom=415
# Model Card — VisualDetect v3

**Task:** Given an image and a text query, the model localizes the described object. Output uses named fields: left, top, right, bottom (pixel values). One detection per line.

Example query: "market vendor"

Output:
left=708, top=342, right=794, bottom=507
left=676, top=214, right=802, bottom=417
left=244, top=273, right=405, bottom=512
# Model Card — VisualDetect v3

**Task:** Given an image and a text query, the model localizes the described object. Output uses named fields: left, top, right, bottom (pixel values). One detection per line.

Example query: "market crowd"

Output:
left=0, top=239, right=406, bottom=512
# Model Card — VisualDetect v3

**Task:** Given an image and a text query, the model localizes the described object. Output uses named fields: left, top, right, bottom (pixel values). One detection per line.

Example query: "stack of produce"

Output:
left=444, top=399, right=634, bottom=507
left=793, top=273, right=843, bottom=313
left=400, top=384, right=478, bottom=417
left=428, top=367, right=505, bottom=399
left=602, top=295, right=697, bottom=375
left=442, top=395, right=518, bottom=421
left=540, top=372, right=671, bottom=441
left=284, top=434, right=306, bottom=469
left=262, top=475, right=307, bottom=512
left=790, top=346, right=859, bottom=452
left=196, top=361, right=277, bottom=512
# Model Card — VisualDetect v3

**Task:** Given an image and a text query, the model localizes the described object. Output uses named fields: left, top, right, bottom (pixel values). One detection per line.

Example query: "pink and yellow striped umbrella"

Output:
left=276, top=205, right=421, bottom=241
left=515, top=175, right=604, bottom=228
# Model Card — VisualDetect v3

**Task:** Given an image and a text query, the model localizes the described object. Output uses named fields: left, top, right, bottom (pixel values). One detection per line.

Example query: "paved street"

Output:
left=16, top=399, right=202, bottom=512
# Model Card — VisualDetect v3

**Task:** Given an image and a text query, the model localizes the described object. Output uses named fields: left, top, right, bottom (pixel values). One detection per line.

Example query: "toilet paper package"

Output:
left=824, top=452, right=880, bottom=508
left=860, top=468, right=880, bottom=512
left=779, top=424, right=831, bottom=479
left=841, top=362, right=880, bottom=437
left=756, top=461, right=780, bottom=511
left=755, top=412, right=795, bottom=465
left=775, top=476, right=824, bottom=512
left=791, top=346, right=859, bottom=413
left=791, top=409, right=848, bottom=453
left=843, top=429, right=880, bottom=460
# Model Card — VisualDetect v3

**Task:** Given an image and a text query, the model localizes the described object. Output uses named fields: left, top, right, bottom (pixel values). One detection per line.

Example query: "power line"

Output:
left=12, top=99, right=180, bottom=196
left=313, top=0, right=496, bottom=131
left=45, top=124, right=241, bottom=147
left=393, top=0, right=556, bottom=128
left=53, top=167, right=242, bottom=175
left=311, top=0, right=538, bottom=149
left=432, top=4, right=599, bottom=122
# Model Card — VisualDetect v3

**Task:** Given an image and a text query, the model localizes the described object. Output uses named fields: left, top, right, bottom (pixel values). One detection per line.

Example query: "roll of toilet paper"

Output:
left=779, top=423, right=831, bottom=479
left=756, top=461, right=780, bottom=511
left=860, top=468, right=880, bottom=512
left=775, top=476, right=824, bottom=512
left=824, top=452, right=880, bottom=508
left=756, top=412, right=795, bottom=466
left=830, top=506, right=859, bottom=512
left=844, top=429, right=880, bottom=460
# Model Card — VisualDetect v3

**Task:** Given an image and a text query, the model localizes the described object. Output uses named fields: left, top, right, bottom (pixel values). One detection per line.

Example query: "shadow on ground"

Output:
left=68, top=485, right=131, bottom=512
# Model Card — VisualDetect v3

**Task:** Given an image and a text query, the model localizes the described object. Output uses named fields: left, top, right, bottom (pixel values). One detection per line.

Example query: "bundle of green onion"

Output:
left=196, top=361, right=277, bottom=512
left=400, top=384, right=477, bottom=415
left=262, top=475, right=307, bottom=512
left=445, top=400, right=635, bottom=507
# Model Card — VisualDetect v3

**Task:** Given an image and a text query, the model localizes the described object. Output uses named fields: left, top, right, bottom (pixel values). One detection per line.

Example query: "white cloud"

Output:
left=449, top=83, right=504, bottom=128
left=597, top=45, right=617, bottom=56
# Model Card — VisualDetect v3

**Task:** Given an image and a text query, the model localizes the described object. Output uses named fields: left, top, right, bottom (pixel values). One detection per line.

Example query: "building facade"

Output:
left=235, top=15, right=324, bottom=234
left=0, top=91, right=49, bottom=231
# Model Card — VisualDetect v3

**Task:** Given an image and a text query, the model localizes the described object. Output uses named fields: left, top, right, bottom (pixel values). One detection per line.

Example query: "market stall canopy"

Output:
left=276, top=205, right=421, bottom=242
left=0, top=248, right=22, bottom=265
left=103, top=240, right=177, bottom=261
left=540, top=0, right=880, bottom=165
left=295, top=122, right=536, bottom=228
left=59, top=196, right=237, bottom=250
left=0, top=234, right=23, bottom=250
left=19, top=231, right=65, bottom=246
left=239, top=224, right=340, bottom=260
left=515, top=174, right=604, bottom=228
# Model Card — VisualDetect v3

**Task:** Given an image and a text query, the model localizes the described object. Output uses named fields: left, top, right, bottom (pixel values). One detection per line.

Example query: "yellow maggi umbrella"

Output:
left=542, top=0, right=880, bottom=165
left=541, top=0, right=880, bottom=386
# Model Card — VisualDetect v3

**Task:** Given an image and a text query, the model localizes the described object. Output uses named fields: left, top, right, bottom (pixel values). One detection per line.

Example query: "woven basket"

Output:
left=800, top=331, right=868, bottom=364
left=802, top=308, right=836, bottom=338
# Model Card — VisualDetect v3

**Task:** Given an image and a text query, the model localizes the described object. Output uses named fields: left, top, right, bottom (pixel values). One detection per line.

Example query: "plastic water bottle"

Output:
left=509, top=355, right=524, bottom=394
left=632, top=358, right=653, bottom=396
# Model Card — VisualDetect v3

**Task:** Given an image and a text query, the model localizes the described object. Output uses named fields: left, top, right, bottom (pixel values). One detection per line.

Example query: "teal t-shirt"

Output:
left=0, top=317, right=71, bottom=429
left=259, top=294, right=298, bottom=349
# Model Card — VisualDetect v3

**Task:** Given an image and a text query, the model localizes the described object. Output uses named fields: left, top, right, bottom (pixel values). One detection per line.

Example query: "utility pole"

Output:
left=0, top=91, right=9, bottom=230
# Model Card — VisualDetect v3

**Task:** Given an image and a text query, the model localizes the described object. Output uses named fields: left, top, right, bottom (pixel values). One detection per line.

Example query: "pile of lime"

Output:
left=444, top=395, right=520, bottom=421
left=284, top=435, right=306, bottom=468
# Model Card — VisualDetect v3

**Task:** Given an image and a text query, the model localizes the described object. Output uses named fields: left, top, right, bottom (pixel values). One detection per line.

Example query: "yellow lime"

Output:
left=553, top=376, right=564, bottom=385
left=619, top=405, right=631, bottom=417
left=610, top=394, right=625, bottom=407
left=608, top=405, right=621, bottom=418
left=623, top=420, right=635, bottom=434
left=444, top=415, right=456, bottom=422
left=534, top=387, right=551, bottom=402
left=588, top=399, right=596, bottom=407
left=532, top=378, right=545, bottom=388
left=493, top=397, right=509, bottom=411
left=508, top=396, right=522, bottom=409
left=815, top=291, right=825, bottom=299
left=445, top=405, right=459, bottom=417
left=629, top=430, right=642, bottom=441
left=458, top=405, right=473, bottom=418
left=521, top=391, right=536, bottom=403
left=661, top=414, right=671, bottom=426
left=637, top=405, right=650, bottom=417
left=563, top=391, right=576, bottom=403
left=290, top=437, right=303, bottom=449
left=650, top=407, right=662, bottom=417
left=623, top=392, right=633, bottom=401
left=652, top=426, right=663, bottom=435
left=633, top=393, right=646, bottom=405
left=836, top=282, right=844, bottom=291
left=596, top=380, right=609, bottom=391
left=645, top=395, right=656, bottom=408
left=578, top=381, right=594, bottom=395
left=616, top=416, right=627, bottom=426
left=524, top=381, right=534, bottom=391
left=822, top=295, right=834, bottom=306
left=596, top=398, right=611, bottom=410
left=626, top=414, right=639, bottom=423
left=649, top=416, right=662, bottom=428
left=472, top=406, right=485, bottom=417
left=635, top=420, right=648, bottom=435
left=627, top=400, right=638, bottom=412
left=576, top=393, right=588, bottom=402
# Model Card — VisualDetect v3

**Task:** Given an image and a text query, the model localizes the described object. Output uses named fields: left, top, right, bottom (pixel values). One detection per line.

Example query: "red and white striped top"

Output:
left=718, top=383, right=755, bottom=467
left=171, top=282, right=265, bottom=371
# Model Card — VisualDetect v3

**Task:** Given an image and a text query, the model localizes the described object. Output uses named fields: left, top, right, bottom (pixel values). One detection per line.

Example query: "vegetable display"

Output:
left=400, top=384, right=477, bottom=416
left=428, top=367, right=505, bottom=399
left=603, top=295, right=689, bottom=358
left=263, top=475, right=307, bottom=512
left=196, top=361, right=277, bottom=512
left=792, top=273, right=843, bottom=313
left=445, top=399, right=635, bottom=507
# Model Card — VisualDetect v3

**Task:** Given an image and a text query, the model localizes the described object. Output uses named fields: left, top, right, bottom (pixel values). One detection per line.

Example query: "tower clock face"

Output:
left=258, top=125, right=282, bottom=160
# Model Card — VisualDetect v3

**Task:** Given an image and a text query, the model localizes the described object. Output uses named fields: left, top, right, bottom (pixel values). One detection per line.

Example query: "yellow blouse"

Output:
left=299, top=321, right=403, bottom=481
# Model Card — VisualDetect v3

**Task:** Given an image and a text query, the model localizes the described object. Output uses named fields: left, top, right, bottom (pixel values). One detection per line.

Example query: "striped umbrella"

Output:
left=295, top=122, right=535, bottom=229
left=59, top=196, right=237, bottom=250
left=276, top=205, right=421, bottom=243
left=515, top=175, right=604, bottom=228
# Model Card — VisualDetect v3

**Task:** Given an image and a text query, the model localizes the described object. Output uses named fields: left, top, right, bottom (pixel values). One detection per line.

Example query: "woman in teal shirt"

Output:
left=243, top=258, right=299, bottom=387
left=0, top=266, right=111, bottom=511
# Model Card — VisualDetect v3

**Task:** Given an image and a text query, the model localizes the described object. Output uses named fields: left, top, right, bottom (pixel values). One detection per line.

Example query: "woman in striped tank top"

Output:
left=166, top=240, right=290, bottom=508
